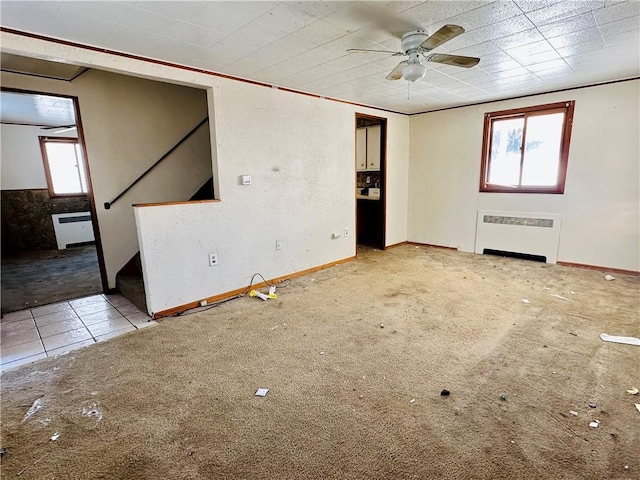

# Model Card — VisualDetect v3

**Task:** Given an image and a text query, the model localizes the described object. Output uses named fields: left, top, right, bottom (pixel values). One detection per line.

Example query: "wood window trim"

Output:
left=479, top=100, right=575, bottom=194
left=39, top=136, right=87, bottom=198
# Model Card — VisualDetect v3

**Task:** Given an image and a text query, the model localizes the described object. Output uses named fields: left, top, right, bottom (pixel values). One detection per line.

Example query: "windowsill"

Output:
left=133, top=199, right=221, bottom=208
left=49, top=193, right=89, bottom=199
left=480, top=186, right=564, bottom=194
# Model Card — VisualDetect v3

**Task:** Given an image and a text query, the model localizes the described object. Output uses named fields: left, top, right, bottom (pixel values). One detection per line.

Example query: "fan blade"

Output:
left=386, top=60, right=409, bottom=81
left=40, top=124, right=75, bottom=130
left=425, top=53, right=480, bottom=68
left=347, top=48, right=405, bottom=56
left=420, top=24, right=465, bottom=51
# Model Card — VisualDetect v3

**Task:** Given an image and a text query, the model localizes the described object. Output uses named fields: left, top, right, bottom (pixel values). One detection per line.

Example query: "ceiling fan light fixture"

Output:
left=402, top=62, right=426, bottom=82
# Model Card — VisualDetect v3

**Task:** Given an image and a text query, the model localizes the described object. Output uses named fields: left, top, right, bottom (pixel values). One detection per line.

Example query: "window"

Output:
left=480, top=101, right=575, bottom=194
left=39, top=137, right=88, bottom=196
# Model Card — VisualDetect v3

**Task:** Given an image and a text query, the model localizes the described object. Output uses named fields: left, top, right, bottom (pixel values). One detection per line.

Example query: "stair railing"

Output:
left=104, top=117, right=209, bottom=209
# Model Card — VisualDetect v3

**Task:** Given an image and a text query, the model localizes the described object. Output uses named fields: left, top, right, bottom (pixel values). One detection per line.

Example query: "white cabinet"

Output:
left=356, top=128, right=367, bottom=171
left=356, top=126, right=381, bottom=171
left=366, top=125, right=381, bottom=170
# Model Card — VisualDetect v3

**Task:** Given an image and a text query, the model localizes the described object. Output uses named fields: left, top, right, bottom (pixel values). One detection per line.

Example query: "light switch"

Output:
left=241, top=175, right=251, bottom=185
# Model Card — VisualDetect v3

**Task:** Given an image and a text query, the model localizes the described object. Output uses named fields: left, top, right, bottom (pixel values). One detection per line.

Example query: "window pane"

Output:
left=488, top=118, right=524, bottom=186
left=521, top=112, right=564, bottom=186
left=45, top=142, right=82, bottom=194
left=75, top=144, right=88, bottom=193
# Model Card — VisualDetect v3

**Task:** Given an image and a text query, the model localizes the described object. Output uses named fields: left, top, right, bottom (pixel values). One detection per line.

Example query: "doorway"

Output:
left=1, top=89, right=106, bottom=313
left=355, top=114, right=387, bottom=252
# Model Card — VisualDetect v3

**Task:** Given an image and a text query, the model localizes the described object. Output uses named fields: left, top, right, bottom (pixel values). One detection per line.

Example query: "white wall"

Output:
left=136, top=78, right=410, bottom=314
left=1, top=67, right=213, bottom=287
left=0, top=124, right=75, bottom=190
left=408, top=80, right=640, bottom=271
left=2, top=31, right=410, bottom=313
left=385, top=114, right=410, bottom=247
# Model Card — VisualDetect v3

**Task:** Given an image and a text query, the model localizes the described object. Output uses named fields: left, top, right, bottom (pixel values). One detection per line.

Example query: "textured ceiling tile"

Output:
left=517, top=49, right=562, bottom=66
left=599, top=16, right=640, bottom=37
left=524, top=58, right=570, bottom=73
left=351, top=24, right=398, bottom=45
left=604, top=29, right=640, bottom=47
left=2, top=0, right=639, bottom=114
left=444, top=1, right=522, bottom=31
left=593, top=1, right=640, bottom=24
left=0, top=1, right=61, bottom=34
left=472, top=14, right=535, bottom=42
left=452, top=69, right=497, bottom=86
left=494, top=65, right=534, bottom=79
left=505, top=39, right=556, bottom=60
left=289, top=1, right=346, bottom=20
left=322, top=3, right=378, bottom=31
left=556, top=39, right=606, bottom=58
left=479, top=50, right=516, bottom=67
left=324, top=31, right=389, bottom=53
left=537, top=11, right=597, bottom=38
left=491, top=27, right=547, bottom=49
left=169, top=21, right=226, bottom=48
left=109, top=25, right=168, bottom=58
left=400, top=1, right=487, bottom=29
left=587, top=0, right=607, bottom=10
left=533, top=65, right=575, bottom=78
left=50, top=13, right=119, bottom=48
left=547, top=27, right=603, bottom=49
left=293, top=19, right=350, bottom=46
left=525, top=1, right=591, bottom=25
left=513, top=0, right=560, bottom=13
left=120, top=7, right=179, bottom=36
left=134, top=1, right=208, bottom=22
left=253, top=3, right=319, bottom=35
left=361, top=1, right=425, bottom=15
left=59, top=1, right=133, bottom=24
left=188, top=2, right=278, bottom=34
left=452, top=40, right=502, bottom=57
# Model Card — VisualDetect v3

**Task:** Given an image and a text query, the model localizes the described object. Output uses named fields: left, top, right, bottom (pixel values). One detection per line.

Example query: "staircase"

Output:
left=115, top=176, right=214, bottom=314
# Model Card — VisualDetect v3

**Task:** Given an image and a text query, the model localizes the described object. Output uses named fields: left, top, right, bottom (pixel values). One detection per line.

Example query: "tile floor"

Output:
left=0, top=293, right=157, bottom=372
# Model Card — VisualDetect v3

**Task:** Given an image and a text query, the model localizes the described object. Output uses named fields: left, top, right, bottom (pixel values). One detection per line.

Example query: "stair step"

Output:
left=116, top=274, right=147, bottom=314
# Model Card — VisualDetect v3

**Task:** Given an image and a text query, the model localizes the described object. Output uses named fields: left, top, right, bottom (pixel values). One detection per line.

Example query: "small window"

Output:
left=480, top=101, right=575, bottom=194
left=39, top=137, right=88, bottom=196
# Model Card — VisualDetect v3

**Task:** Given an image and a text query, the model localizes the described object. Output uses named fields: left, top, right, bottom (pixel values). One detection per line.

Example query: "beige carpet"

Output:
left=1, top=245, right=638, bottom=479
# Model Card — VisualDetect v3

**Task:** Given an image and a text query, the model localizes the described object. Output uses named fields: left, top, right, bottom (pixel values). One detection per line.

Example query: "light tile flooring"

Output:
left=1, top=294, right=157, bottom=372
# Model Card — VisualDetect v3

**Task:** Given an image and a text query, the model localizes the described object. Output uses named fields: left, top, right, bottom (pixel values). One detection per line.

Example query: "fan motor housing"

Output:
left=401, top=30, right=430, bottom=53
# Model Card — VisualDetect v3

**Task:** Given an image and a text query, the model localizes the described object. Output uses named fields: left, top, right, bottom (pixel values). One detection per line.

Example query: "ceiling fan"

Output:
left=40, top=124, right=77, bottom=133
left=347, top=25, right=480, bottom=82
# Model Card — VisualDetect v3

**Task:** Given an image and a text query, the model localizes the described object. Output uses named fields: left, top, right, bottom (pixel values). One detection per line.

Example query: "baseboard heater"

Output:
left=475, top=210, right=562, bottom=264
left=51, top=212, right=95, bottom=249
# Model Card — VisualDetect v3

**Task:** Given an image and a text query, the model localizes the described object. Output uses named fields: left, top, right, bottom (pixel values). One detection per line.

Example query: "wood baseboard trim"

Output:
left=406, top=242, right=458, bottom=251
left=384, top=241, right=407, bottom=250
left=152, top=256, right=356, bottom=319
left=556, top=261, right=639, bottom=276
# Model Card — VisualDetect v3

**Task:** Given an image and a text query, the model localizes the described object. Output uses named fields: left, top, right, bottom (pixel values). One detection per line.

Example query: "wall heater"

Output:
left=474, top=210, right=562, bottom=263
left=51, top=212, right=95, bottom=250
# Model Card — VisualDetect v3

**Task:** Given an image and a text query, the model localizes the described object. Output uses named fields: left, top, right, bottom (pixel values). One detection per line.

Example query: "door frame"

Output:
left=355, top=112, right=387, bottom=252
left=1, top=86, right=109, bottom=292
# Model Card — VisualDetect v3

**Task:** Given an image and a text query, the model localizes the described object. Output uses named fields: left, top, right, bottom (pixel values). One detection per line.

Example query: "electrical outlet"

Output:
left=344, top=227, right=349, bottom=237
left=276, top=240, right=282, bottom=251
left=209, top=253, right=218, bottom=266
left=366, top=176, right=371, bottom=184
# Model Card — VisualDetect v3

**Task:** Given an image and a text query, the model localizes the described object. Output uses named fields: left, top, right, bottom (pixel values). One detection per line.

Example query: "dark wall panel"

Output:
left=1, top=189, right=90, bottom=255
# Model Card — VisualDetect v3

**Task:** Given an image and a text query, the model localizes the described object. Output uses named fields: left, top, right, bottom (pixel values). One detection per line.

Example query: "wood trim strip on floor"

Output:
left=406, top=242, right=458, bottom=250
left=384, top=241, right=408, bottom=249
left=556, top=261, right=639, bottom=276
left=133, top=199, right=221, bottom=208
left=152, top=256, right=356, bottom=319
